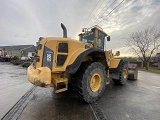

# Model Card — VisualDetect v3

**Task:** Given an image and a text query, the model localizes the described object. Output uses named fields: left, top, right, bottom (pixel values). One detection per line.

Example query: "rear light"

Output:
left=34, top=56, right=40, bottom=62
left=36, top=56, right=40, bottom=62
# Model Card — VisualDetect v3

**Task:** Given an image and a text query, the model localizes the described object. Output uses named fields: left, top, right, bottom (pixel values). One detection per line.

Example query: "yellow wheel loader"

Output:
left=27, top=23, right=128, bottom=103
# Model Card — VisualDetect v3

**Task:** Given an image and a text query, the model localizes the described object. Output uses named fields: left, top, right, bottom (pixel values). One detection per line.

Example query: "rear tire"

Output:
left=74, top=62, right=107, bottom=103
left=112, top=62, right=128, bottom=85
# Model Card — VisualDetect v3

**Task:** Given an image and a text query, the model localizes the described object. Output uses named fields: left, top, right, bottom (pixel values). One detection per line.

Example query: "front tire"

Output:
left=112, top=62, right=128, bottom=85
left=75, top=62, right=107, bottom=103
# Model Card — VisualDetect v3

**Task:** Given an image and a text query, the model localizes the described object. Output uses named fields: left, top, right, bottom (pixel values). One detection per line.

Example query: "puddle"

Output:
left=19, top=73, right=26, bottom=75
left=10, top=76, right=18, bottom=77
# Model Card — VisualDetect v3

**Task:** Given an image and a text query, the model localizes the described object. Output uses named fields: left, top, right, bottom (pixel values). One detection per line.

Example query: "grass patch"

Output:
left=139, top=67, right=160, bottom=74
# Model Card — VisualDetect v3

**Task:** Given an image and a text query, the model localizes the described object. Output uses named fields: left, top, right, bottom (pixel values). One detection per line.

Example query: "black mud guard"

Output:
left=66, top=48, right=105, bottom=74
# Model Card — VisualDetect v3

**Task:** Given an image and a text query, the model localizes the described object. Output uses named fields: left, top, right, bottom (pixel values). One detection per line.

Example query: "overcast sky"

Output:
left=0, top=0, right=160, bottom=56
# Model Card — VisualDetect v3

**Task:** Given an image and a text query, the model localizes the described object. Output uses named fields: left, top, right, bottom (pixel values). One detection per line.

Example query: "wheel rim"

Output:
left=123, top=69, right=127, bottom=79
left=90, top=73, right=102, bottom=92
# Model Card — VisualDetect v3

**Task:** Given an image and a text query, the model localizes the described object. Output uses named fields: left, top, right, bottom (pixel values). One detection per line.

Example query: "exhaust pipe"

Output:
left=61, top=23, right=67, bottom=38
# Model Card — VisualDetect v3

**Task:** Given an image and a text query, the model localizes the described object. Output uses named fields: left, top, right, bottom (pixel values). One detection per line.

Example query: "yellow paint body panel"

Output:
left=27, top=64, right=51, bottom=87
left=43, top=37, right=86, bottom=72
left=105, top=51, right=121, bottom=68
left=110, top=59, right=121, bottom=68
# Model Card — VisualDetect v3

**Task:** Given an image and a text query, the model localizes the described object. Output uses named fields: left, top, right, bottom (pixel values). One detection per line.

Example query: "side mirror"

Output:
left=106, top=36, right=110, bottom=41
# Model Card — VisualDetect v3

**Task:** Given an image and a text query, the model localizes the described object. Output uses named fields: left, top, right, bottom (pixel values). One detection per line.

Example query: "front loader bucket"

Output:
left=128, top=63, right=138, bottom=80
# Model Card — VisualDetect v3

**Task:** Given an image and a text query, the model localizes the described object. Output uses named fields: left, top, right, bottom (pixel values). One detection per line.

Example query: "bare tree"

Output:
left=126, top=26, right=160, bottom=70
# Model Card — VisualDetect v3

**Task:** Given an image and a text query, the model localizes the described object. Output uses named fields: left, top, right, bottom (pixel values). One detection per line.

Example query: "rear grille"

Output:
left=42, top=47, right=54, bottom=70
left=57, top=55, right=67, bottom=66
left=58, top=43, right=68, bottom=53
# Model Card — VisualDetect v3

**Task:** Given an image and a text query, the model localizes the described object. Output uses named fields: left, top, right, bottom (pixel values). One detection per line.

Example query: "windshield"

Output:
left=81, top=31, right=94, bottom=44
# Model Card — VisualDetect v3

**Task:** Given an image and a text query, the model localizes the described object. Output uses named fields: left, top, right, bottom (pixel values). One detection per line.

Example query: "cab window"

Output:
left=81, top=31, right=94, bottom=44
left=97, top=32, right=105, bottom=50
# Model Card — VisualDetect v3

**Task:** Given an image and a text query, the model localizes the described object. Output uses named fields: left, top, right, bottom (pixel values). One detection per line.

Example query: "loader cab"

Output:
left=79, top=26, right=110, bottom=50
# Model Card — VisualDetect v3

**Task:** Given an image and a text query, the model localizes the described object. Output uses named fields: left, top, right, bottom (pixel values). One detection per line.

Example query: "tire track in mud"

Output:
left=2, top=86, right=36, bottom=120
left=90, top=102, right=107, bottom=120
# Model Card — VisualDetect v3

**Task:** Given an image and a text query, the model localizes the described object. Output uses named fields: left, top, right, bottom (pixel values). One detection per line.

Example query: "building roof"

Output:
left=0, top=45, right=36, bottom=52
left=23, top=46, right=36, bottom=52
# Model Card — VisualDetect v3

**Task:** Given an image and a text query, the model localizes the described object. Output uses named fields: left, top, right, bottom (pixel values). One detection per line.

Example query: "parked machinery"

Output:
left=27, top=23, right=130, bottom=103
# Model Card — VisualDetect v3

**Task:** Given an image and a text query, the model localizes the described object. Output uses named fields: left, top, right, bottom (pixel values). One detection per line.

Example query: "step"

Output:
left=55, top=88, right=67, bottom=93
left=55, top=78, right=68, bottom=84
left=54, top=78, right=68, bottom=93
